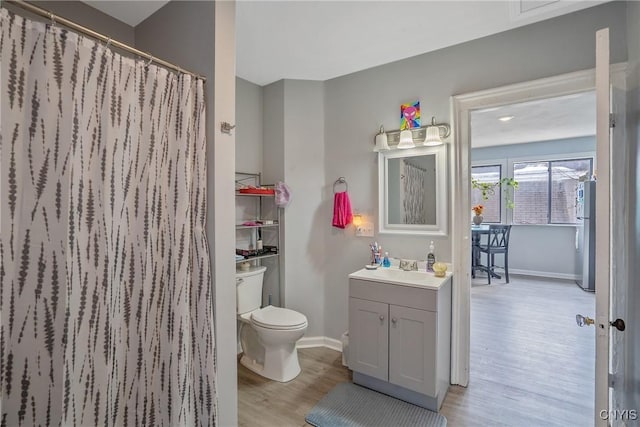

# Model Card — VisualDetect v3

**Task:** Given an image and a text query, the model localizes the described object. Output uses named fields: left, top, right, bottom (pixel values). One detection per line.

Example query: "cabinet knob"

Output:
left=379, top=315, right=384, bottom=321
left=391, top=318, right=397, bottom=324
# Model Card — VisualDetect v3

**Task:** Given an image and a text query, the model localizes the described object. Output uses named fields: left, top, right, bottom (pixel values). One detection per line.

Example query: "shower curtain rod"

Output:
left=5, top=0, right=207, bottom=82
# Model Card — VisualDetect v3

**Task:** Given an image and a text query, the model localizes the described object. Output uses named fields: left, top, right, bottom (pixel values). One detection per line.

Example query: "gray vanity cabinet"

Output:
left=348, top=298, right=389, bottom=381
left=389, top=304, right=437, bottom=396
left=348, top=276, right=451, bottom=411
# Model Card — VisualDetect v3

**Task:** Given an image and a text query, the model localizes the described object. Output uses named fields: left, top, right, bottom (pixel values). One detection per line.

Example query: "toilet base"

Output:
left=240, top=348, right=301, bottom=383
left=240, top=342, right=302, bottom=383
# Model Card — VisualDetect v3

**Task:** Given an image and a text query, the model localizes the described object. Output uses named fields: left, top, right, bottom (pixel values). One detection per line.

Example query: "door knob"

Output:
left=576, top=314, right=595, bottom=327
left=610, top=318, right=626, bottom=331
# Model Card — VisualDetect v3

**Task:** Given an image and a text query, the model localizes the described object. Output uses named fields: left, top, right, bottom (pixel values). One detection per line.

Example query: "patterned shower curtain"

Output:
left=401, top=160, right=427, bottom=224
left=0, top=9, right=216, bottom=426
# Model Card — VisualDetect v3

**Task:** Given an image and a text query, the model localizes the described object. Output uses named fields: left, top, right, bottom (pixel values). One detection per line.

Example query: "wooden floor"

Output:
left=238, top=276, right=595, bottom=427
left=443, top=275, right=595, bottom=426
left=238, top=347, right=351, bottom=427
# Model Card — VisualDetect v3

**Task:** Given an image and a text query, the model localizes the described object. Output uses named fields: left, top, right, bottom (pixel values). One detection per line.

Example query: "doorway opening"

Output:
left=450, top=62, right=628, bottom=426
left=467, top=92, right=597, bottom=424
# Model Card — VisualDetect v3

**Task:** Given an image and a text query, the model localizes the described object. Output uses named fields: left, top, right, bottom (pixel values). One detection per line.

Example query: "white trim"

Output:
left=450, top=62, right=627, bottom=388
left=213, top=2, right=237, bottom=426
left=594, top=29, right=615, bottom=426
left=297, top=336, right=343, bottom=352
left=508, top=0, right=610, bottom=23
left=378, top=145, right=448, bottom=236
left=470, top=161, right=508, bottom=223
left=509, top=269, right=579, bottom=281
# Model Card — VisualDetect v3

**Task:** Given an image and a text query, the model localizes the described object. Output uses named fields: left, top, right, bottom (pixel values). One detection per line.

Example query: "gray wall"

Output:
left=322, top=2, right=627, bottom=340
left=262, top=80, right=285, bottom=309
left=235, top=78, right=264, bottom=253
left=30, top=1, right=135, bottom=44
left=282, top=80, right=326, bottom=337
left=472, top=137, right=595, bottom=278
left=236, top=77, right=263, bottom=173
left=625, top=0, right=640, bottom=414
left=136, top=3, right=238, bottom=426
left=262, top=80, right=327, bottom=336
left=263, top=81, right=285, bottom=185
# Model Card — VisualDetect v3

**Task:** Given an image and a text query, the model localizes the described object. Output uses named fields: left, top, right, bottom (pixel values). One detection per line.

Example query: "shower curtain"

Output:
left=401, top=160, right=427, bottom=224
left=0, top=9, right=216, bottom=426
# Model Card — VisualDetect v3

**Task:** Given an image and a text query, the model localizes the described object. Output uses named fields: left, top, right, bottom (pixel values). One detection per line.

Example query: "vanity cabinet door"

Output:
left=389, top=305, right=437, bottom=396
left=348, top=298, right=389, bottom=381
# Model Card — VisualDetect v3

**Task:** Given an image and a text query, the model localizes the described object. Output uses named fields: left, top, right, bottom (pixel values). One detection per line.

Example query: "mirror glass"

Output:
left=379, top=146, right=447, bottom=236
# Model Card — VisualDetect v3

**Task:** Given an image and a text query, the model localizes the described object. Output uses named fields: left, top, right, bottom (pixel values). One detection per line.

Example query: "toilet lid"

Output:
left=251, top=306, right=307, bottom=330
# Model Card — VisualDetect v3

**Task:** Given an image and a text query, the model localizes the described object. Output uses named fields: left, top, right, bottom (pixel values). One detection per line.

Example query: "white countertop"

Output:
left=348, top=266, right=452, bottom=290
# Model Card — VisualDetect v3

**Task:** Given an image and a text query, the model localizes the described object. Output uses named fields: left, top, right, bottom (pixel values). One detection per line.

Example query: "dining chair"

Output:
left=477, top=225, right=512, bottom=284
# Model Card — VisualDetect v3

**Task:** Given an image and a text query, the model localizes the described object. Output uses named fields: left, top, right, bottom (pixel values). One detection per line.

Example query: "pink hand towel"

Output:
left=332, top=191, right=353, bottom=229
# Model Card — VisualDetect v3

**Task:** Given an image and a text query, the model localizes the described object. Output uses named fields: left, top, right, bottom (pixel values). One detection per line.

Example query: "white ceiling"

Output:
left=82, top=0, right=610, bottom=86
left=82, top=1, right=600, bottom=148
left=470, top=91, right=596, bottom=148
left=82, top=1, right=169, bottom=27
left=235, top=0, right=609, bottom=86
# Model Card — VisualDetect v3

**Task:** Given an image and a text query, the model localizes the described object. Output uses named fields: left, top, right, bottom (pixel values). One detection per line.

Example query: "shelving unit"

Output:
left=235, top=223, right=279, bottom=230
left=236, top=171, right=283, bottom=305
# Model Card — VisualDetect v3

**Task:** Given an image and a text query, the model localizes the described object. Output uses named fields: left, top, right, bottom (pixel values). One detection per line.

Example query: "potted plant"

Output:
left=472, top=204, right=484, bottom=225
left=471, top=177, right=519, bottom=209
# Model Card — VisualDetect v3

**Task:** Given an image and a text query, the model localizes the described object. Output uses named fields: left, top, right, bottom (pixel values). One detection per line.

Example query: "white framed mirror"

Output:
left=378, top=146, right=448, bottom=236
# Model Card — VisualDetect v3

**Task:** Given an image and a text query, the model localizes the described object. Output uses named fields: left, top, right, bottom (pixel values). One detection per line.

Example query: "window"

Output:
left=471, top=165, right=502, bottom=223
left=512, top=158, right=592, bottom=224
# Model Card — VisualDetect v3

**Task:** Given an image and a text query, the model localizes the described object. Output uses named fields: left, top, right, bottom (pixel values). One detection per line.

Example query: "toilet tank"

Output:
left=236, top=266, right=267, bottom=314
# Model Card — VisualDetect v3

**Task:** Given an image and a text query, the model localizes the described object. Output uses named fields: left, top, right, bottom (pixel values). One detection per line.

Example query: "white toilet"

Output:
left=236, top=266, right=308, bottom=382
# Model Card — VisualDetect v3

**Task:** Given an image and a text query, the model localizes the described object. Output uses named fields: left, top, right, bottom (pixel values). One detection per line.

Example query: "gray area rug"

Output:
left=305, top=382, right=447, bottom=427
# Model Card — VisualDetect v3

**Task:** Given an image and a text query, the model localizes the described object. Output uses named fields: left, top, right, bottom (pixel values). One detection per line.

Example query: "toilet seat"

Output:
left=251, top=305, right=307, bottom=330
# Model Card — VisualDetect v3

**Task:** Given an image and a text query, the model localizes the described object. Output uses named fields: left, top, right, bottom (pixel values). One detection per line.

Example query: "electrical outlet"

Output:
left=355, top=222, right=374, bottom=237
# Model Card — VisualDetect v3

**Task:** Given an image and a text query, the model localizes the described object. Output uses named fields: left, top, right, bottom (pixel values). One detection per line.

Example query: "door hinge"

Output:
left=608, top=372, right=616, bottom=388
left=609, top=113, right=616, bottom=128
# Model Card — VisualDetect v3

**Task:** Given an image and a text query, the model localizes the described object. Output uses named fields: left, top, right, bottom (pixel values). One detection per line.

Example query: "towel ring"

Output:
left=333, top=177, right=348, bottom=193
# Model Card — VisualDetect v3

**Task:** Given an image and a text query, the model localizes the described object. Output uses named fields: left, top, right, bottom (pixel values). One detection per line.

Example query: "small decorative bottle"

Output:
left=427, top=241, right=436, bottom=272
left=382, top=252, right=391, bottom=268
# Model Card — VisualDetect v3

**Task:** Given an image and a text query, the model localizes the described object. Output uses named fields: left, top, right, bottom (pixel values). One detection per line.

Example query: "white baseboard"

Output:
left=297, top=336, right=343, bottom=352
left=510, top=268, right=579, bottom=281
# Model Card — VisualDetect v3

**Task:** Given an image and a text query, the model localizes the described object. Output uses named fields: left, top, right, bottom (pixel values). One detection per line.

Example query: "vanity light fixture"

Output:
left=374, top=116, right=450, bottom=151
left=397, top=129, right=416, bottom=149
left=373, top=126, right=390, bottom=151
left=423, top=117, right=451, bottom=146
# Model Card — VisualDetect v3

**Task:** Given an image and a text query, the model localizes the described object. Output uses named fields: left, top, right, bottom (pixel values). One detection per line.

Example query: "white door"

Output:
left=594, top=27, right=628, bottom=426
left=348, top=298, right=389, bottom=381
left=388, top=305, right=436, bottom=395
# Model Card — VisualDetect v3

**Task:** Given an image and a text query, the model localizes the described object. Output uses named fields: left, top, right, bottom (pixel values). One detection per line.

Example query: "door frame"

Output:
left=449, top=63, right=627, bottom=387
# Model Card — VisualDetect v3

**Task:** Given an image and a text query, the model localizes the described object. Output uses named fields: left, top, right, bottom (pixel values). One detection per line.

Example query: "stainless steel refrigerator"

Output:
left=576, top=181, right=596, bottom=292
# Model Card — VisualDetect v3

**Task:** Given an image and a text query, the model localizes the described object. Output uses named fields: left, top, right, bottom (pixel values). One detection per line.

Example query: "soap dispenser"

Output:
left=382, top=252, right=391, bottom=268
left=427, top=241, right=436, bottom=272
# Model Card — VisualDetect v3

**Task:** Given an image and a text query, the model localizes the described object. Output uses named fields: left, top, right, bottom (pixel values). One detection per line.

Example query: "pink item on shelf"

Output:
left=332, top=191, right=353, bottom=229
left=275, top=181, right=292, bottom=207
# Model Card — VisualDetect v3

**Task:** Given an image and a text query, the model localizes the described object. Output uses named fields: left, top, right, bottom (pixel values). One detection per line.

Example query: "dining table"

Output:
left=471, top=224, right=501, bottom=279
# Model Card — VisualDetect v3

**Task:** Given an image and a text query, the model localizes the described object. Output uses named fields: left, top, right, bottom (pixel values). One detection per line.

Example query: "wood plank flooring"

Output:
left=238, top=347, right=351, bottom=427
left=443, top=276, right=595, bottom=426
left=238, top=276, right=595, bottom=427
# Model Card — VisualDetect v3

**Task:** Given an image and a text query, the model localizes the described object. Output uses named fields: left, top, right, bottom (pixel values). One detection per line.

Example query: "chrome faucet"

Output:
left=399, top=259, right=418, bottom=271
